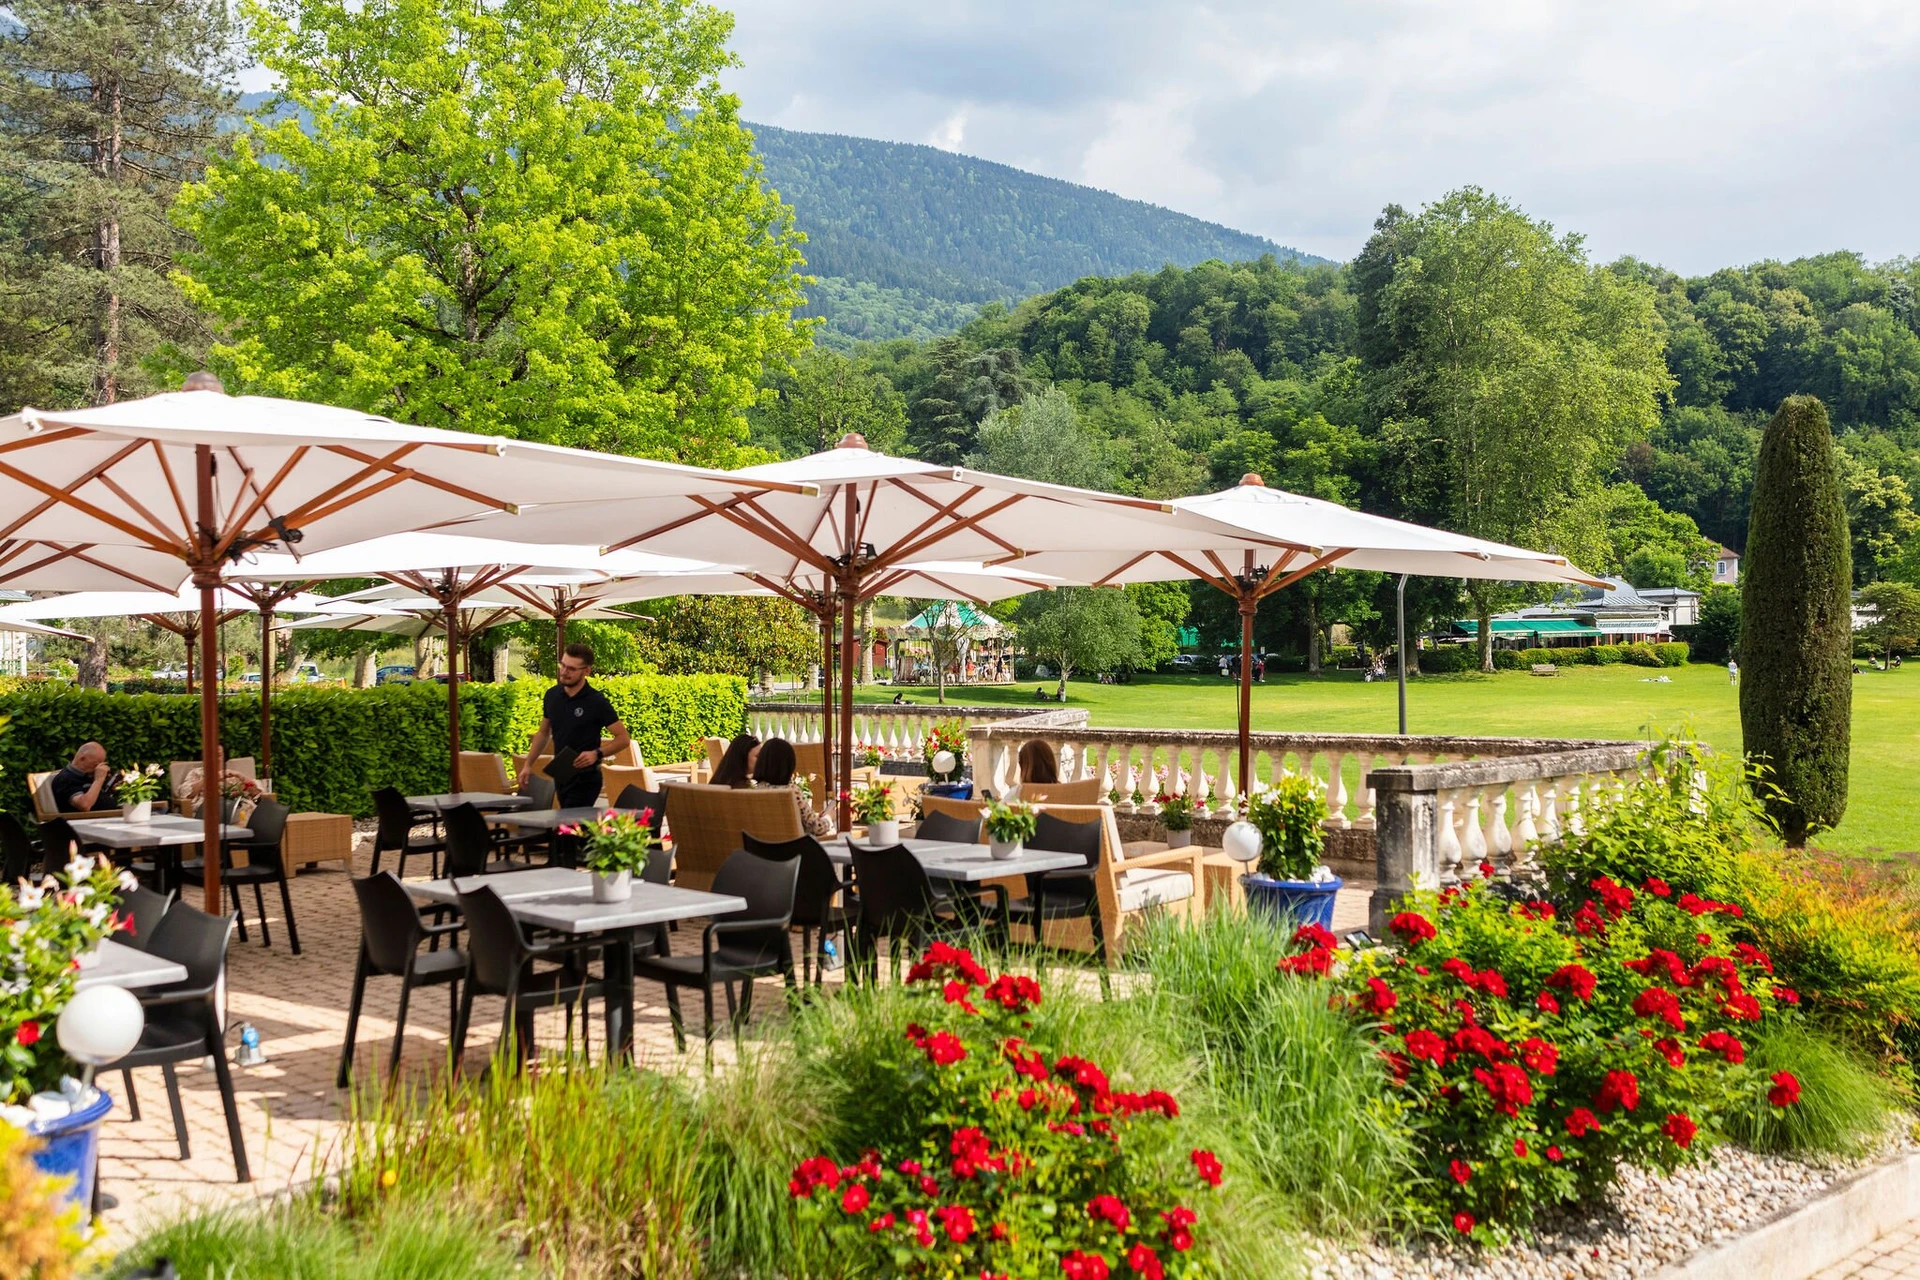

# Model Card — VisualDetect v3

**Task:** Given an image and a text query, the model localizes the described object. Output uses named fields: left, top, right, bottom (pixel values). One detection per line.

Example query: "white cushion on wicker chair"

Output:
left=1117, top=868, right=1194, bottom=912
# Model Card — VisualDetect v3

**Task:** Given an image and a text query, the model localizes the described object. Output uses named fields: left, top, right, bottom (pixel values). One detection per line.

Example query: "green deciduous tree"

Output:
left=1358, top=188, right=1673, bottom=669
left=1834, top=445, right=1920, bottom=587
left=175, top=0, right=805, bottom=462
left=0, top=0, right=238, bottom=411
left=753, top=346, right=907, bottom=458
left=1013, top=588, right=1143, bottom=698
left=1622, top=545, right=1690, bottom=589
left=636, top=595, right=815, bottom=681
left=1740, top=396, right=1853, bottom=845
left=965, top=386, right=1114, bottom=490
left=1687, top=584, right=1743, bottom=665
left=1854, top=580, right=1920, bottom=666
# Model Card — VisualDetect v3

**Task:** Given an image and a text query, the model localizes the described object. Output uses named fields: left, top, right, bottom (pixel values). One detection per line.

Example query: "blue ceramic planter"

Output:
left=29, top=1086, right=113, bottom=1212
left=1242, top=874, right=1344, bottom=931
left=923, top=781, right=973, bottom=801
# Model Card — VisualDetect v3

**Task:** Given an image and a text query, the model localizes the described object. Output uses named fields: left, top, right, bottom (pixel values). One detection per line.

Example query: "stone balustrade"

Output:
left=746, top=702, right=1085, bottom=764
left=1364, top=743, right=1652, bottom=935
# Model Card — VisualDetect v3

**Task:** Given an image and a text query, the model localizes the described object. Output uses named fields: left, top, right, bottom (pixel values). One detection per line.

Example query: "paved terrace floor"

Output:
left=97, top=841, right=1374, bottom=1248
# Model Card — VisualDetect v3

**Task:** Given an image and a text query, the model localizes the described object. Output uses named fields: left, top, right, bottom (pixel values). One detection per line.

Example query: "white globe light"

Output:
left=1222, top=820, right=1263, bottom=864
left=931, top=750, right=957, bottom=776
left=57, top=985, right=145, bottom=1066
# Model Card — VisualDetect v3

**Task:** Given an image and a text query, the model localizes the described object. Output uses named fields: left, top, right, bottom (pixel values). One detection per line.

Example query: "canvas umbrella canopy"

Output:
left=233, top=533, right=709, bottom=783
left=0, top=618, right=90, bottom=641
left=0, top=376, right=811, bottom=913
left=446, top=433, right=1277, bottom=824
left=1005, top=474, right=1609, bottom=795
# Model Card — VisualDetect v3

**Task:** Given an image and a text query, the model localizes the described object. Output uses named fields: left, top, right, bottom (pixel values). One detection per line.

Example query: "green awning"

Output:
left=1453, top=618, right=1605, bottom=639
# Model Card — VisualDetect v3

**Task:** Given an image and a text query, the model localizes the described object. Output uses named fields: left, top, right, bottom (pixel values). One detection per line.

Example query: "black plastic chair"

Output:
left=0, top=814, right=39, bottom=883
left=115, top=884, right=173, bottom=951
left=179, top=797, right=300, bottom=954
left=452, top=884, right=606, bottom=1071
left=36, top=817, right=76, bottom=872
left=1003, top=812, right=1108, bottom=983
left=443, top=803, right=526, bottom=878
left=633, top=848, right=799, bottom=1052
left=743, top=832, right=849, bottom=986
left=370, top=787, right=445, bottom=878
left=106, top=901, right=249, bottom=1182
left=520, top=774, right=556, bottom=810
left=612, top=786, right=669, bottom=838
left=916, top=809, right=982, bottom=844
left=848, top=840, right=993, bottom=981
left=338, top=872, right=469, bottom=1087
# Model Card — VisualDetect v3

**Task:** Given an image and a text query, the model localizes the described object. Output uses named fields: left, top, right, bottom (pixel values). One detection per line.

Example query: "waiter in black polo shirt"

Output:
left=517, top=643, right=632, bottom=828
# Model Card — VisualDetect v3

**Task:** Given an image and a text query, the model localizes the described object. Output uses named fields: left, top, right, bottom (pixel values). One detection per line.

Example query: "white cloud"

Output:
left=722, top=0, right=1920, bottom=272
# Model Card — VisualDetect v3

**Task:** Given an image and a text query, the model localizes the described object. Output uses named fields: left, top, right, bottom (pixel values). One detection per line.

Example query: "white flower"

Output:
left=64, top=855, right=94, bottom=882
left=69, top=884, right=91, bottom=906
left=115, top=870, right=137, bottom=892
left=15, top=884, right=43, bottom=911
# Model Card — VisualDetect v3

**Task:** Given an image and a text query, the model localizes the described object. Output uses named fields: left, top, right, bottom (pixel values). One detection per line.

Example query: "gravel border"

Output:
left=1306, top=1125, right=1918, bottom=1280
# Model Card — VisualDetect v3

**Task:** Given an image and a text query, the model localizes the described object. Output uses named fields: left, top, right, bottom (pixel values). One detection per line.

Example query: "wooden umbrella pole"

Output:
left=257, top=604, right=273, bottom=778
left=838, top=586, right=856, bottom=832
left=445, top=605, right=462, bottom=791
left=193, top=444, right=224, bottom=916
left=183, top=621, right=196, bottom=695
left=1237, top=592, right=1256, bottom=798
left=817, top=606, right=835, bottom=813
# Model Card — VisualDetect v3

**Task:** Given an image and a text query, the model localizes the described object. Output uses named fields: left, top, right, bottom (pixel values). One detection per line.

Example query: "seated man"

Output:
left=50, top=742, right=117, bottom=813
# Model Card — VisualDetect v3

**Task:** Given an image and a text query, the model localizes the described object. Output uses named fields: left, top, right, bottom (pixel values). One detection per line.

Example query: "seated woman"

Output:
left=709, top=734, right=760, bottom=789
left=998, top=737, right=1060, bottom=801
left=750, top=738, right=835, bottom=838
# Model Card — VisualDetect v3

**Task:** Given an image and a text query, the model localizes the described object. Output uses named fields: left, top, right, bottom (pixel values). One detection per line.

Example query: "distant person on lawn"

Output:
left=50, top=742, right=117, bottom=813
left=516, top=644, right=632, bottom=811
left=1728, top=658, right=1739, bottom=685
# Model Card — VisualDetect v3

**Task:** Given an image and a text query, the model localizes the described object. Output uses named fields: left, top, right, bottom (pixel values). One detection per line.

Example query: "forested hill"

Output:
left=748, top=123, right=1322, bottom=346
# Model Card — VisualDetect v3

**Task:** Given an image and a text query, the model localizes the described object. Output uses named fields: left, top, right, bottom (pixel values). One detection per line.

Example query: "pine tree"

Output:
left=1740, top=395, right=1853, bottom=845
left=0, top=0, right=238, bottom=411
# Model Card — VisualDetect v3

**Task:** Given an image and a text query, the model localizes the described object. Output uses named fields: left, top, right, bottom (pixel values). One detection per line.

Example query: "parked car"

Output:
left=1169, top=654, right=1205, bottom=672
left=152, top=666, right=188, bottom=681
left=374, top=665, right=417, bottom=685
left=292, top=662, right=323, bottom=683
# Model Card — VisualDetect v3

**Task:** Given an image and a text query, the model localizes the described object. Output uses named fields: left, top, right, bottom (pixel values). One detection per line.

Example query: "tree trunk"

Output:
left=1307, top=593, right=1322, bottom=676
left=414, top=634, right=438, bottom=678
left=352, top=647, right=376, bottom=688
left=78, top=637, right=108, bottom=691
left=935, top=660, right=946, bottom=703
left=1477, top=607, right=1494, bottom=672
left=492, top=643, right=511, bottom=682
left=90, top=71, right=124, bottom=405
left=858, top=601, right=875, bottom=684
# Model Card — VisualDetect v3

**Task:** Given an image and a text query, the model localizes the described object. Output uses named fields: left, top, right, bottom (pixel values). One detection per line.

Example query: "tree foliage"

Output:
left=175, top=0, right=806, bottom=463
left=635, top=595, right=816, bottom=679
left=0, top=0, right=238, bottom=411
left=751, top=345, right=906, bottom=458
left=1854, top=580, right=1920, bottom=663
left=1740, top=396, right=1853, bottom=845
left=1012, top=588, right=1144, bottom=696
left=966, top=386, right=1115, bottom=491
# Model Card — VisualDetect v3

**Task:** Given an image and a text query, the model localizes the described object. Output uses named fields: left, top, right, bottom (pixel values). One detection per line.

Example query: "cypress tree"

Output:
left=1740, top=395, right=1853, bottom=845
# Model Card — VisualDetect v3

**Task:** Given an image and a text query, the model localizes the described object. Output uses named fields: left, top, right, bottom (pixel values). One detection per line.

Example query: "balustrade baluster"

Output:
left=1437, top=791, right=1463, bottom=885
left=1462, top=791, right=1488, bottom=868
left=1540, top=782, right=1562, bottom=844
left=1327, top=752, right=1350, bottom=829
left=1489, top=790, right=1513, bottom=866
left=1512, top=784, right=1540, bottom=852
left=1356, top=753, right=1378, bottom=830
left=1564, top=778, right=1585, bottom=836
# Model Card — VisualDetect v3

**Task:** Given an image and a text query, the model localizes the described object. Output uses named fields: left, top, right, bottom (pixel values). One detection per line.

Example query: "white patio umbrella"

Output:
left=446, top=432, right=1276, bottom=823
left=1007, top=474, right=1608, bottom=793
left=0, top=618, right=90, bottom=641
left=0, top=375, right=812, bottom=912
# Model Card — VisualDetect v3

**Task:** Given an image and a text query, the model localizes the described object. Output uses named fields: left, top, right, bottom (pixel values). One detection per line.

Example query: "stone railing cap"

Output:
left=1367, top=743, right=1650, bottom=792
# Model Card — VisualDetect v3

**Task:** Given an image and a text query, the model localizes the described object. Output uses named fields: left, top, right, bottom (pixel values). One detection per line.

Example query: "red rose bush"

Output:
left=789, top=942, right=1219, bottom=1276
left=1282, top=877, right=1803, bottom=1240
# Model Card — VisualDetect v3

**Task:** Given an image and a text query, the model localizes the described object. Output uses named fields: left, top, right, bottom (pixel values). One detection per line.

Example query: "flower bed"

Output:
left=1278, top=870, right=1806, bottom=1242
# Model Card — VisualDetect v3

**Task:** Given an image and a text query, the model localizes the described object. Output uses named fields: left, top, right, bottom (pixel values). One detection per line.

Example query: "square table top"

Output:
left=67, top=814, right=248, bottom=849
left=486, top=805, right=642, bottom=831
left=76, top=938, right=188, bottom=991
left=410, top=868, right=747, bottom=934
left=831, top=837, right=1088, bottom=882
left=405, top=792, right=534, bottom=813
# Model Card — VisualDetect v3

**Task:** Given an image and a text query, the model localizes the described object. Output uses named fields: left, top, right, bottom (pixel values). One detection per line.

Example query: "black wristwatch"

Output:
left=593, top=748, right=605, bottom=765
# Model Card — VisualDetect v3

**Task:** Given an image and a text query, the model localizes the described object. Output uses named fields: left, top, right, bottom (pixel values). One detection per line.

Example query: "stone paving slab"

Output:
left=1812, top=1224, right=1920, bottom=1279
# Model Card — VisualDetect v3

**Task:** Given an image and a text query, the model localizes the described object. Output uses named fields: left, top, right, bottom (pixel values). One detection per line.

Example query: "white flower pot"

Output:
left=122, top=801, right=152, bottom=825
left=988, top=837, right=1023, bottom=861
left=591, top=871, right=632, bottom=903
left=867, top=818, right=900, bottom=845
left=1165, top=828, right=1192, bottom=848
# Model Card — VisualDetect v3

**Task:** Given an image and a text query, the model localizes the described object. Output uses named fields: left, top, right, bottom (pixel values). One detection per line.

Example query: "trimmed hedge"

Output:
left=1488, top=642, right=1689, bottom=671
left=0, top=675, right=747, bottom=820
left=1416, top=646, right=1477, bottom=673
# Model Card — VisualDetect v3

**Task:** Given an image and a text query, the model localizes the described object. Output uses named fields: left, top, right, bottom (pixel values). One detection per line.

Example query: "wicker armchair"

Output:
left=1020, top=778, right=1107, bottom=805
left=1026, top=804, right=1204, bottom=965
left=661, top=782, right=803, bottom=892
left=27, top=771, right=121, bottom=822
left=455, top=751, right=511, bottom=794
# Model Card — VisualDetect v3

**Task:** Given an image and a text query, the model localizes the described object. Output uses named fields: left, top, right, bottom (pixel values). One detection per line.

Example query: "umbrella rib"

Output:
left=0, top=426, right=92, bottom=455
left=1093, top=550, right=1156, bottom=587
left=0, top=439, right=155, bottom=542
left=93, top=472, right=182, bottom=551
left=854, top=479, right=881, bottom=549
left=150, top=439, right=193, bottom=534
left=0, top=458, right=182, bottom=553
left=878, top=490, right=1024, bottom=569
left=1257, top=548, right=1351, bottom=597
left=880, top=479, right=986, bottom=559
left=913, top=573, right=993, bottom=610
left=310, top=443, right=518, bottom=517
left=602, top=492, right=752, bottom=553
left=218, top=445, right=305, bottom=550
left=715, top=497, right=836, bottom=575
left=743, top=572, right=815, bottom=610
left=1164, top=552, right=1238, bottom=596
left=55, top=548, right=181, bottom=593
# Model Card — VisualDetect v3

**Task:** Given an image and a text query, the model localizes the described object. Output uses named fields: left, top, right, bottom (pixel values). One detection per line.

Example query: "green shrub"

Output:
left=1492, top=650, right=1525, bottom=671
left=1418, top=646, right=1476, bottom=674
left=1654, top=641, right=1690, bottom=667
left=1587, top=643, right=1623, bottom=665
left=1139, top=910, right=1419, bottom=1237
left=1619, top=644, right=1666, bottom=668
left=1741, top=394, right=1853, bottom=845
left=1723, top=1024, right=1896, bottom=1156
left=106, top=1205, right=517, bottom=1279
left=0, top=674, right=745, bottom=818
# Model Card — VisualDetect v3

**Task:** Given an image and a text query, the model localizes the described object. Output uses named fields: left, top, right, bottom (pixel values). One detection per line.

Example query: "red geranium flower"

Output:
left=1564, top=1107, right=1602, bottom=1137
left=1662, top=1113, right=1698, bottom=1149
left=906, top=941, right=991, bottom=986
left=1698, top=1030, right=1746, bottom=1064
left=1293, top=922, right=1338, bottom=950
left=1653, top=1038, right=1686, bottom=1069
left=1389, top=911, right=1437, bottom=945
left=1278, top=945, right=1335, bottom=976
left=1360, top=977, right=1398, bottom=1016
left=1632, top=986, right=1686, bottom=1030
left=14, top=1021, right=38, bottom=1047
left=921, top=1031, right=968, bottom=1066
left=1594, top=1070, right=1640, bottom=1114
left=1643, top=877, right=1672, bottom=897
left=1127, top=1243, right=1165, bottom=1280
left=1536, top=991, right=1562, bottom=1015
left=1087, top=1194, right=1131, bottom=1232
left=1590, top=875, right=1635, bottom=917
left=1773, top=986, right=1800, bottom=1005
left=1514, top=1138, right=1529, bottom=1157
left=1546, top=1145, right=1563, bottom=1161
left=1473, top=1063, right=1534, bottom=1116
left=841, top=1183, right=869, bottom=1214
left=1190, top=1148, right=1224, bottom=1187
left=1061, top=1250, right=1111, bottom=1280
left=1453, top=1211, right=1476, bottom=1235
left=1519, top=1037, right=1559, bottom=1075
left=1404, top=1028, right=1448, bottom=1066
left=937, top=1204, right=976, bottom=1243
left=1449, top=1158, right=1472, bottom=1184
left=1546, top=964, right=1597, bottom=1001
left=1768, top=1070, right=1802, bottom=1107
left=983, top=973, right=1044, bottom=1012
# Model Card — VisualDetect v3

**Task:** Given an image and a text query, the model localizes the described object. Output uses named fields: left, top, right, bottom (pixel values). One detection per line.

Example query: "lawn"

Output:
left=855, top=662, right=1920, bottom=856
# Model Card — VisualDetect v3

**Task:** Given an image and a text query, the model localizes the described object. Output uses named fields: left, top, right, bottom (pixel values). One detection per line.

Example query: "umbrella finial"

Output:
left=1239, top=472, right=1265, bottom=488
left=181, top=371, right=226, bottom=394
left=836, top=432, right=869, bottom=450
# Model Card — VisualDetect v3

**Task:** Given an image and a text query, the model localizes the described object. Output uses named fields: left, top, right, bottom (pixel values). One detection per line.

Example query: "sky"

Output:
left=720, top=0, right=1920, bottom=274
